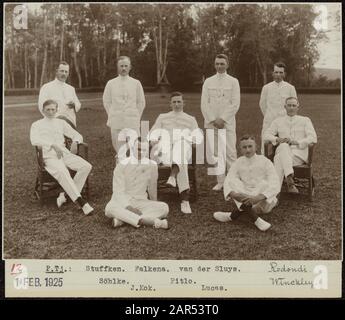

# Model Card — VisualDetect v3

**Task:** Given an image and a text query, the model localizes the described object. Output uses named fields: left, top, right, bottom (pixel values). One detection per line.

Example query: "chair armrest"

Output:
left=307, top=143, right=315, bottom=165
left=35, top=146, right=44, bottom=169
left=191, top=144, right=197, bottom=165
left=264, top=141, right=276, bottom=161
left=77, top=142, right=89, bottom=160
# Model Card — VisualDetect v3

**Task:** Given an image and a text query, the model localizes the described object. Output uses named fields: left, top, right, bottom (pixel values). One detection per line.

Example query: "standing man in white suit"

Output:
left=259, top=62, right=297, bottom=154
left=38, top=61, right=81, bottom=130
left=201, top=54, right=240, bottom=191
left=103, top=56, right=146, bottom=157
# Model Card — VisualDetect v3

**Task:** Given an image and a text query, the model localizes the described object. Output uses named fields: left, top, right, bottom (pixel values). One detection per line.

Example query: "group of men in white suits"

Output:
left=30, top=54, right=317, bottom=232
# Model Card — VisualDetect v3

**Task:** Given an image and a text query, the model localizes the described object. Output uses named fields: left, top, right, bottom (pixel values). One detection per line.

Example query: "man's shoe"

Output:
left=112, top=218, right=124, bottom=228
left=181, top=201, right=192, bottom=214
left=154, top=219, right=168, bottom=229
left=56, top=193, right=67, bottom=208
left=213, top=211, right=232, bottom=222
left=212, top=183, right=223, bottom=191
left=166, top=176, right=177, bottom=187
left=82, top=203, right=94, bottom=215
left=254, top=217, right=271, bottom=231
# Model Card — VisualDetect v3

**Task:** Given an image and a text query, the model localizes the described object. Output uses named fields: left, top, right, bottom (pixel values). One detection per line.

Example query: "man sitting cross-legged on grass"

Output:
left=149, top=92, right=203, bottom=214
left=105, top=138, right=169, bottom=229
left=264, top=96, right=317, bottom=193
left=213, top=135, right=280, bottom=231
left=30, top=99, right=94, bottom=215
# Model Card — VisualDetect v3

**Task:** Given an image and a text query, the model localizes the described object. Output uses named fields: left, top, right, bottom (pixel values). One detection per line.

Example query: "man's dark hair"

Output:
left=170, top=91, right=183, bottom=99
left=274, top=61, right=286, bottom=71
left=56, top=61, right=69, bottom=70
left=240, top=134, right=256, bottom=143
left=42, top=99, right=58, bottom=110
left=215, top=54, right=229, bottom=64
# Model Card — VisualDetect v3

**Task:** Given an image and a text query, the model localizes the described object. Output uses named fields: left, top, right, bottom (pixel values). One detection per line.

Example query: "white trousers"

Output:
left=206, top=127, right=237, bottom=184
left=232, top=181, right=278, bottom=214
left=111, top=127, right=140, bottom=154
left=44, top=153, right=92, bottom=202
left=261, top=120, right=271, bottom=155
left=152, top=139, right=192, bottom=193
left=273, top=143, right=304, bottom=186
left=105, top=198, right=169, bottom=227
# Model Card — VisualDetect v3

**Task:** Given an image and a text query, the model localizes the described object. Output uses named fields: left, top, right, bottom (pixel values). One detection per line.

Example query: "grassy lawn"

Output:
left=3, top=92, right=342, bottom=260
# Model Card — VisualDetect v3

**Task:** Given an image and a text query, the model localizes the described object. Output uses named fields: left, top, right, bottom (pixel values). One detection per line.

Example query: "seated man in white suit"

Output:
left=213, top=135, right=280, bottom=232
left=105, top=139, right=169, bottom=229
left=264, top=96, right=317, bottom=193
left=149, top=92, right=203, bottom=214
left=30, top=99, right=93, bottom=215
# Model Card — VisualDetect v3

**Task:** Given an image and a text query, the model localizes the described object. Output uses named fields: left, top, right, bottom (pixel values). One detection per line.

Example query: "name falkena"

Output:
left=85, top=265, right=169, bottom=272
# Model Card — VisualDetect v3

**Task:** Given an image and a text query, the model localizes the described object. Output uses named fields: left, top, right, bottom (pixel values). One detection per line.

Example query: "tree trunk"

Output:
left=90, top=57, right=94, bottom=85
left=161, top=36, right=169, bottom=84
left=60, top=21, right=64, bottom=61
left=256, top=54, right=267, bottom=85
left=9, top=21, right=15, bottom=88
left=5, top=50, right=12, bottom=89
left=40, top=15, right=48, bottom=87
left=40, top=44, right=48, bottom=87
left=34, top=47, right=38, bottom=88
left=103, top=37, right=107, bottom=68
left=28, top=57, right=32, bottom=88
left=116, top=27, right=120, bottom=61
left=24, top=42, right=28, bottom=88
left=72, top=40, right=82, bottom=88
left=83, top=52, right=89, bottom=87
left=97, top=47, right=101, bottom=83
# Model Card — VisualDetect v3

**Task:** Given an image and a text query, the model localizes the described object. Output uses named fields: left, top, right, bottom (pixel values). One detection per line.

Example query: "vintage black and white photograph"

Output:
left=3, top=2, right=342, bottom=261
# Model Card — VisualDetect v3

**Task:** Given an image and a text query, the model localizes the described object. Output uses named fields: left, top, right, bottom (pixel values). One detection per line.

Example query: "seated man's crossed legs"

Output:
left=162, top=139, right=193, bottom=214
left=45, top=152, right=93, bottom=215
left=105, top=199, right=169, bottom=229
left=274, top=142, right=304, bottom=193
left=214, top=181, right=277, bottom=232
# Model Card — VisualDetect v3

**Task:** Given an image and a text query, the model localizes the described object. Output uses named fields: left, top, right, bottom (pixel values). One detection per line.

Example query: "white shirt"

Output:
left=38, top=79, right=81, bottom=127
left=264, top=115, right=317, bottom=162
left=149, top=111, right=203, bottom=145
left=259, top=80, right=297, bottom=126
left=109, top=157, right=158, bottom=208
left=201, top=72, right=240, bottom=129
left=103, top=75, right=146, bottom=130
left=30, top=117, right=83, bottom=159
left=224, top=154, right=280, bottom=201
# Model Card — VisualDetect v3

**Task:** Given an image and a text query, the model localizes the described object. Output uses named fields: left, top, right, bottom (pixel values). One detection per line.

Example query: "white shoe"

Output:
left=112, top=218, right=124, bottom=228
left=254, top=217, right=271, bottom=231
left=287, top=184, right=299, bottom=194
left=154, top=219, right=168, bottom=229
left=212, top=183, right=223, bottom=191
left=82, top=203, right=94, bottom=215
left=213, top=211, right=232, bottom=222
left=181, top=201, right=192, bottom=214
left=56, top=193, right=67, bottom=208
left=166, top=176, right=177, bottom=187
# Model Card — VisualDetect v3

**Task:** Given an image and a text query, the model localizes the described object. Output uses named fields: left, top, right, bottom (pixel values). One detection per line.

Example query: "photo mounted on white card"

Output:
left=2, top=2, right=342, bottom=298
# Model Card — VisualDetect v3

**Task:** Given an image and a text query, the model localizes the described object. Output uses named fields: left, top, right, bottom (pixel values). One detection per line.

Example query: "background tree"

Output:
left=3, top=3, right=335, bottom=90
